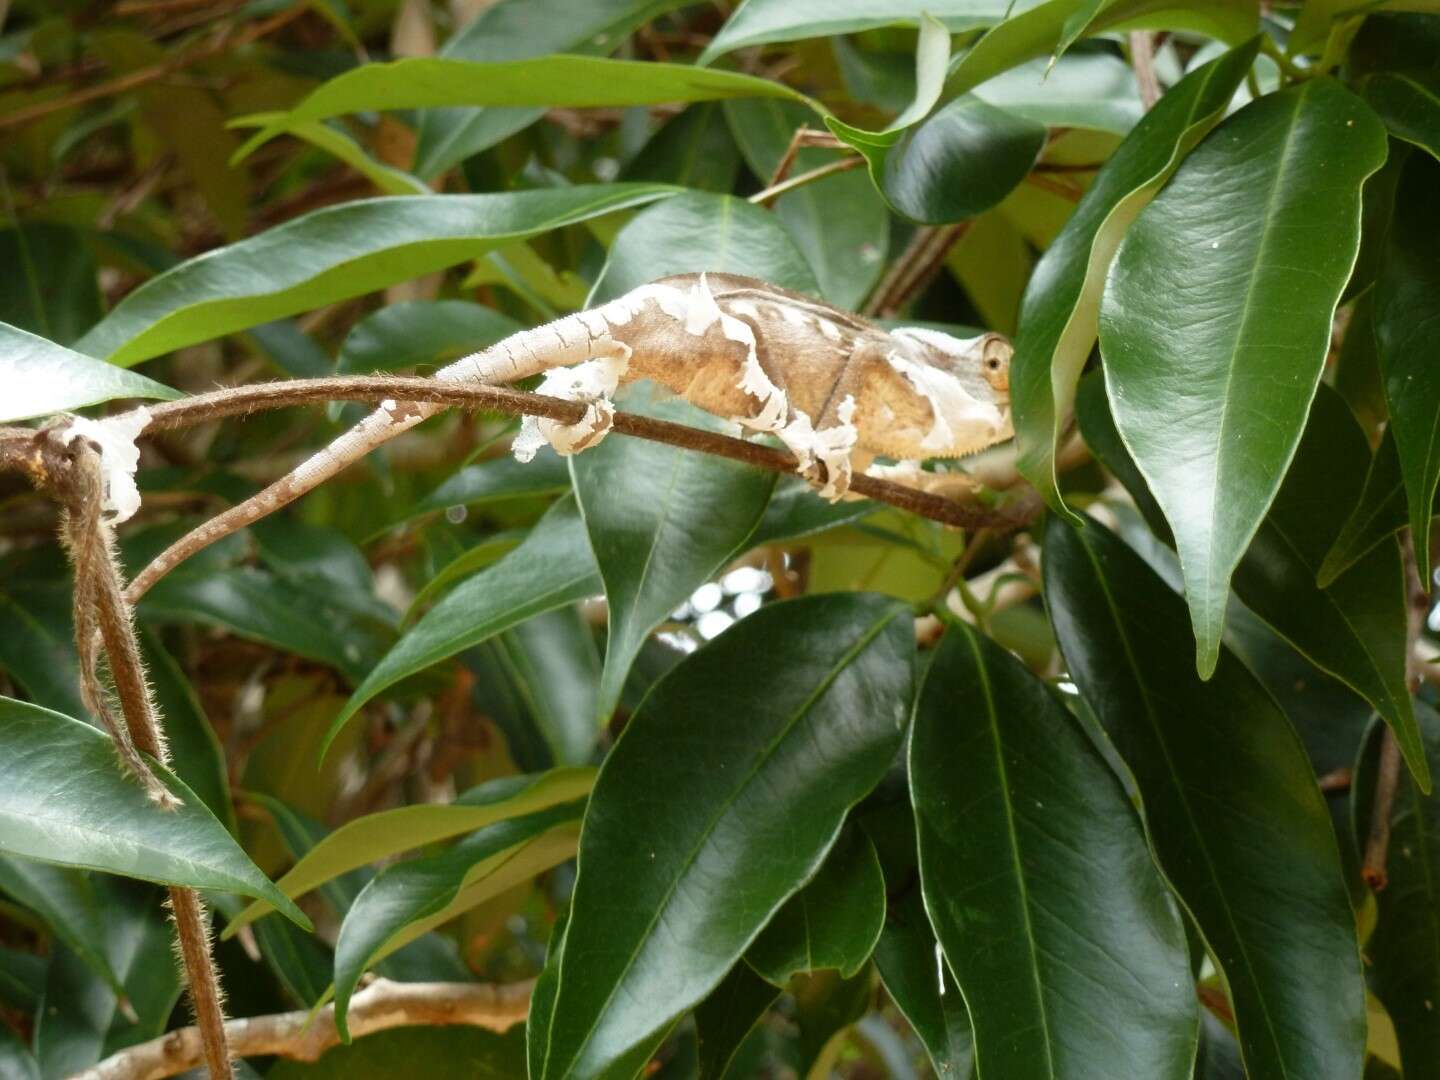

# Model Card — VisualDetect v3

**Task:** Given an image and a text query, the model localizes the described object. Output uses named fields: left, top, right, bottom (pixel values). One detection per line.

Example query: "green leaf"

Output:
left=332, top=801, right=584, bottom=1037
left=723, top=98, right=889, bottom=309
left=0, top=698, right=308, bottom=928
left=336, top=299, right=524, bottom=375
left=622, top=103, right=741, bottom=193
left=528, top=912, right=569, bottom=1080
left=0, top=857, right=125, bottom=1000
left=700, top=1, right=1016, bottom=63
left=0, top=319, right=180, bottom=423
left=223, top=768, right=594, bottom=936
left=1361, top=703, right=1440, bottom=1076
left=0, top=945, right=45, bottom=1011
left=1374, top=151, right=1440, bottom=578
left=538, top=593, right=913, bottom=1078
left=1012, top=40, right=1257, bottom=513
left=237, top=56, right=815, bottom=160
left=75, top=185, right=676, bottom=367
left=402, top=448, right=571, bottom=525
left=572, top=390, right=775, bottom=724
left=1082, top=382, right=1428, bottom=790
left=944, top=0, right=1259, bottom=100
left=1320, top=429, right=1439, bottom=587
left=0, top=224, right=102, bottom=345
left=230, top=114, right=430, bottom=196
left=141, top=630, right=234, bottom=831
left=139, top=566, right=393, bottom=682
left=971, top=51, right=1143, bottom=135
left=589, top=189, right=821, bottom=303
left=746, top=827, right=886, bottom=985
left=912, top=621, right=1196, bottom=1078
left=748, top=477, right=876, bottom=546
left=488, top=608, right=603, bottom=767
left=0, top=580, right=86, bottom=719
left=872, top=889, right=975, bottom=1079
left=414, top=0, right=694, bottom=179
left=268, top=1026, right=527, bottom=1079
left=694, top=963, right=782, bottom=1080
left=1097, top=78, right=1388, bottom=676
left=1364, top=70, right=1440, bottom=160
left=1043, top=514, right=1366, bottom=1079
left=324, top=496, right=600, bottom=755
left=0, top=1024, right=38, bottom=1080
left=834, top=95, right=1046, bottom=225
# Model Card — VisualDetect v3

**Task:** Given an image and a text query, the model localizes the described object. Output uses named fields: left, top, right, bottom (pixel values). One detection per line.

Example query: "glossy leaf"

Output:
left=1320, top=429, right=1438, bottom=587
left=1044, top=514, right=1366, bottom=1079
left=333, top=801, right=584, bottom=1037
left=0, top=857, right=124, bottom=999
left=701, top=1, right=1015, bottom=62
left=230, top=115, right=429, bottom=196
left=1081, top=381, right=1427, bottom=790
left=912, top=620, right=1196, bottom=1078
left=944, top=0, right=1259, bottom=100
left=1098, top=78, right=1388, bottom=676
left=1012, top=40, right=1257, bottom=513
left=0, top=319, right=179, bottom=423
left=572, top=390, right=775, bottom=723
left=1362, top=702, right=1440, bottom=1076
left=723, top=98, right=889, bottom=309
left=325, top=496, right=600, bottom=754
left=748, top=477, right=876, bottom=546
left=236, top=56, right=814, bottom=160
left=746, top=827, right=886, bottom=985
left=1364, top=69, right=1440, bottom=160
left=1374, top=151, right=1440, bottom=578
left=872, top=889, right=975, bottom=1079
left=971, top=51, right=1143, bottom=135
left=623, top=103, right=740, bottom=193
left=75, top=185, right=675, bottom=367
left=414, top=0, right=693, bottom=178
left=223, top=768, right=593, bottom=935
left=335, top=299, right=524, bottom=375
left=0, top=697, right=308, bottom=926
left=537, top=593, right=914, bottom=1078
left=403, top=448, right=571, bottom=524
left=527, top=913, right=569, bottom=1080
left=589, top=189, right=820, bottom=303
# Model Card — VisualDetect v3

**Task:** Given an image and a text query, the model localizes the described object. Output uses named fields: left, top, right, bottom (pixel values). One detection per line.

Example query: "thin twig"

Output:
left=748, top=155, right=864, bottom=206
left=71, top=977, right=533, bottom=1080
left=862, top=223, right=969, bottom=318
left=0, top=4, right=304, bottom=131
left=765, top=126, right=847, bottom=188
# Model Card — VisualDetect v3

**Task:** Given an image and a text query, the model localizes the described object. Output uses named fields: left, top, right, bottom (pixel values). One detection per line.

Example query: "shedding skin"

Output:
left=125, top=273, right=1013, bottom=598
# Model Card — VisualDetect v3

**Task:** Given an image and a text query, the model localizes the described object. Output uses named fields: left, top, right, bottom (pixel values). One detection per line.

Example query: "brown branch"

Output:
left=1362, top=533, right=1431, bottom=890
left=748, top=155, right=864, bottom=207
left=0, top=4, right=304, bottom=132
left=863, top=223, right=970, bottom=318
left=765, top=126, right=848, bottom=188
left=70, top=977, right=533, bottom=1080
left=1129, top=31, right=1162, bottom=110
left=134, top=375, right=1041, bottom=532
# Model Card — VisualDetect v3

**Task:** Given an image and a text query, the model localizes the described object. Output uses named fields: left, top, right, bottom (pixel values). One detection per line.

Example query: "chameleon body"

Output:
left=125, top=273, right=1013, bottom=598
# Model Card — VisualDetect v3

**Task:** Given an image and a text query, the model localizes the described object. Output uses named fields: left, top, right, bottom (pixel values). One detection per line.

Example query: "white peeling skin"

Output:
left=777, top=395, right=859, bottom=501
left=887, top=350, right=1007, bottom=454
left=512, top=354, right=628, bottom=461
left=61, top=407, right=152, bottom=523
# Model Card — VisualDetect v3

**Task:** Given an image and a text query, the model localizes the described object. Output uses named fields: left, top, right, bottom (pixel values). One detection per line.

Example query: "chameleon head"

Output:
left=889, top=327, right=1014, bottom=448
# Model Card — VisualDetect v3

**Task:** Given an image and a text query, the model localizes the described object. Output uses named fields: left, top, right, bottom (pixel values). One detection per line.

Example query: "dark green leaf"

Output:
left=1012, top=41, right=1257, bottom=513
left=0, top=697, right=308, bottom=928
left=528, top=912, right=568, bottom=1080
left=0, top=224, right=101, bottom=344
left=414, top=0, right=693, bottom=178
left=623, top=103, right=741, bottom=193
left=75, top=185, right=676, bottom=367
left=971, top=51, right=1143, bottom=135
left=0, top=857, right=124, bottom=1000
left=589, top=190, right=821, bottom=303
left=694, top=963, right=781, bottom=1080
left=746, top=827, right=885, bottom=984
left=1320, top=430, right=1438, bottom=587
left=1082, top=381, right=1427, bottom=789
left=141, top=630, right=234, bottom=831
left=0, top=320, right=180, bottom=423
left=572, top=389, right=775, bottom=723
left=912, top=621, right=1196, bottom=1078
left=0, top=1022, right=38, bottom=1080
left=1364, top=70, right=1440, bottom=160
left=0, top=945, right=45, bottom=1011
left=723, top=98, right=889, bottom=309
left=537, top=593, right=913, bottom=1078
left=238, top=56, right=813, bottom=159
left=403, top=448, right=571, bottom=525
left=0, top=581, right=86, bottom=719
left=747, top=477, right=876, bottom=547
left=873, top=889, right=975, bottom=1079
left=224, top=768, right=593, bottom=936
left=1374, top=151, right=1440, bottom=577
left=490, top=608, right=602, bottom=767
left=333, top=801, right=584, bottom=1037
left=1043, top=514, right=1366, bottom=1079
left=267, top=1026, right=527, bottom=1079
left=1361, top=702, right=1440, bottom=1076
left=701, top=1, right=1014, bottom=62
left=1097, top=78, right=1388, bottom=675
left=335, top=299, right=524, bottom=375
left=324, top=496, right=600, bottom=754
